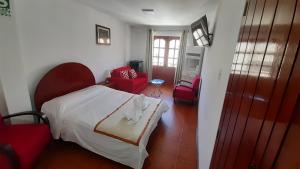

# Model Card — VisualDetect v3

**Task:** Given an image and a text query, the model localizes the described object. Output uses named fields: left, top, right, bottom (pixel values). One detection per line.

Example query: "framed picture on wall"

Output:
left=96, top=24, right=111, bottom=45
left=0, top=0, right=11, bottom=16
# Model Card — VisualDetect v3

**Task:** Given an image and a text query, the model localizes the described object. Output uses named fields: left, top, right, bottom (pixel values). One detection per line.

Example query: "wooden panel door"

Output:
left=273, top=96, right=300, bottom=169
left=152, top=66, right=176, bottom=84
left=256, top=33, right=300, bottom=169
left=152, top=36, right=180, bottom=85
left=240, top=1, right=300, bottom=168
left=210, top=0, right=300, bottom=168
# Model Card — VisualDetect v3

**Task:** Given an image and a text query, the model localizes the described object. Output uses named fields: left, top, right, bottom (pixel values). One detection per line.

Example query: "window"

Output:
left=168, top=39, right=180, bottom=67
left=153, top=39, right=166, bottom=66
left=153, top=36, right=180, bottom=67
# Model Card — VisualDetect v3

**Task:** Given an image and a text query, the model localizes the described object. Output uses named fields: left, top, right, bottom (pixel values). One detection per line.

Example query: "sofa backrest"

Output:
left=111, top=66, right=131, bottom=78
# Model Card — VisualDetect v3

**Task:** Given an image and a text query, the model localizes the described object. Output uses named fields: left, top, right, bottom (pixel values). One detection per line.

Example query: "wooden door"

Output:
left=272, top=96, right=300, bottom=169
left=210, top=0, right=300, bottom=168
left=152, top=36, right=180, bottom=85
left=255, top=38, right=300, bottom=169
left=152, top=66, right=176, bottom=85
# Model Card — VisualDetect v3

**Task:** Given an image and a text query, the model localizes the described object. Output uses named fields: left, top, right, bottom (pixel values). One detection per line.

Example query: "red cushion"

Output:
left=173, top=86, right=195, bottom=100
left=129, top=69, right=138, bottom=79
left=111, top=66, right=131, bottom=78
left=0, top=124, right=51, bottom=169
left=120, top=70, right=130, bottom=79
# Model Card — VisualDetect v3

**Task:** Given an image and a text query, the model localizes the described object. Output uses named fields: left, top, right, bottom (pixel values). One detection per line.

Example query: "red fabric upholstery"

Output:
left=129, top=69, right=137, bottom=79
left=192, top=75, right=201, bottom=92
left=0, top=154, right=10, bottom=169
left=110, top=66, right=148, bottom=93
left=119, top=70, right=130, bottom=79
left=0, top=123, right=51, bottom=169
left=111, top=66, right=131, bottom=78
left=0, top=114, right=3, bottom=128
left=173, top=86, right=195, bottom=100
left=173, top=75, right=201, bottom=102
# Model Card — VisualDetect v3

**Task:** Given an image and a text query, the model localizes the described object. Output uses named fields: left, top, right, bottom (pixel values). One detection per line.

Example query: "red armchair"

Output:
left=0, top=111, right=51, bottom=169
left=173, top=75, right=201, bottom=103
left=110, top=66, right=148, bottom=94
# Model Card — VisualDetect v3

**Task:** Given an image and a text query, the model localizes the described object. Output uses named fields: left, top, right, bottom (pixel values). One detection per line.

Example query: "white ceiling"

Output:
left=78, top=0, right=217, bottom=26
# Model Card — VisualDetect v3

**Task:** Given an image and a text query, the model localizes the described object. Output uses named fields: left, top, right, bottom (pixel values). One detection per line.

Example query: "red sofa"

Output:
left=110, top=66, right=148, bottom=94
left=0, top=111, right=51, bottom=169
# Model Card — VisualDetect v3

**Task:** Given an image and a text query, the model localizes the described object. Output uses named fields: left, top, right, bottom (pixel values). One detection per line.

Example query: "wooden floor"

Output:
left=33, top=84, right=198, bottom=169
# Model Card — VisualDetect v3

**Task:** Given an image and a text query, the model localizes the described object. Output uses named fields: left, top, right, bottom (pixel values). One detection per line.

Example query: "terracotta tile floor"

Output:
left=33, top=84, right=198, bottom=169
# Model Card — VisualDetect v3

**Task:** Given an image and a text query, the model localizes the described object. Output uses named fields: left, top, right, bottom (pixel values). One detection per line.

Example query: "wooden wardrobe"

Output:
left=210, top=0, right=300, bottom=168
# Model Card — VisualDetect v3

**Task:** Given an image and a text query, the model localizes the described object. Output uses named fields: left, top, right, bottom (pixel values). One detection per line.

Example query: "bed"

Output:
left=34, top=62, right=169, bottom=169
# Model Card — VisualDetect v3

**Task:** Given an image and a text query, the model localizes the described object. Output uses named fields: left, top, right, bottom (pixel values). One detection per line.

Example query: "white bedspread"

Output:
left=41, top=85, right=169, bottom=169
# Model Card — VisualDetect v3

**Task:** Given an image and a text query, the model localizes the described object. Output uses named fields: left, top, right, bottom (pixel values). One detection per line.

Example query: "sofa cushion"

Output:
left=111, top=66, right=131, bottom=78
left=129, top=69, right=138, bottom=79
left=120, top=70, right=130, bottom=79
left=0, top=124, right=51, bottom=169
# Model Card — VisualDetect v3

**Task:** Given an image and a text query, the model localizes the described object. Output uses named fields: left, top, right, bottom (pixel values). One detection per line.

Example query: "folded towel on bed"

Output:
left=124, top=94, right=149, bottom=123
left=134, top=94, right=150, bottom=110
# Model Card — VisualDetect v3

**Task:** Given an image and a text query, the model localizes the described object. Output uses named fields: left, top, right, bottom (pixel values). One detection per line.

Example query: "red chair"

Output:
left=110, top=66, right=148, bottom=94
left=0, top=111, right=51, bottom=169
left=173, top=75, right=201, bottom=103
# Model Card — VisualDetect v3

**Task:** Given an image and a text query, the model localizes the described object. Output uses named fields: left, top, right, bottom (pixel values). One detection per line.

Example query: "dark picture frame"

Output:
left=96, top=24, right=111, bottom=45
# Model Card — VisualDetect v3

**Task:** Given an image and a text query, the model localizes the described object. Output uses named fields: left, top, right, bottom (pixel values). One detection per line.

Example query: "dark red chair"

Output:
left=110, top=66, right=148, bottom=94
left=0, top=111, right=51, bottom=169
left=173, top=75, right=201, bottom=103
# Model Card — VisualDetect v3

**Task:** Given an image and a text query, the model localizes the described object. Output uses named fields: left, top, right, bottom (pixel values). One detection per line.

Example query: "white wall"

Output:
left=130, top=26, right=148, bottom=61
left=197, top=0, right=246, bottom=168
left=13, top=0, right=131, bottom=107
left=0, top=0, right=32, bottom=118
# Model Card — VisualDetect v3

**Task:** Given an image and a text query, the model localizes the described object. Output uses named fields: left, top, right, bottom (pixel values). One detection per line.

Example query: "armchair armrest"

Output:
left=3, top=111, right=49, bottom=125
left=0, top=144, right=20, bottom=169
left=178, top=80, right=192, bottom=84
left=175, top=85, right=193, bottom=90
left=182, top=85, right=193, bottom=89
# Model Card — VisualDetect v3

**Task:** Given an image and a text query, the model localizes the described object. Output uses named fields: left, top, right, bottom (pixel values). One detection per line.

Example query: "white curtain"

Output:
left=145, top=29, right=153, bottom=81
left=174, top=30, right=188, bottom=84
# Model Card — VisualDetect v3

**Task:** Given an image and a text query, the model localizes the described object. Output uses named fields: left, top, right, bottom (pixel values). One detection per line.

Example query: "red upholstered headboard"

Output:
left=34, top=62, right=96, bottom=111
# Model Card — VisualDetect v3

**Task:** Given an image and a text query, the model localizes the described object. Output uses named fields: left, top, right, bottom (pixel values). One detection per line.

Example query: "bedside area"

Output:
left=97, top=81, right=116, bottom=89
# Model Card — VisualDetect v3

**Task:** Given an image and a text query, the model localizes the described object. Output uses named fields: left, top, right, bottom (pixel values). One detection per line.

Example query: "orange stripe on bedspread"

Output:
left=94, top=96, right=162, bottom=146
